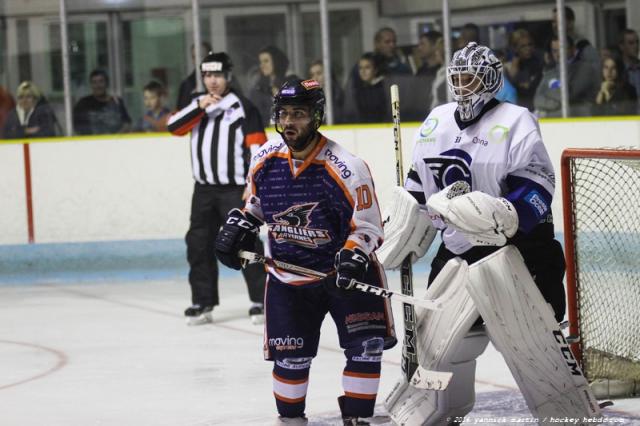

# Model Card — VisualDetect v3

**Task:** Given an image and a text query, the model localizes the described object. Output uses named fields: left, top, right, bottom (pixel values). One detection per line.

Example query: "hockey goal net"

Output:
left=562, top=147, right=640, bottom=398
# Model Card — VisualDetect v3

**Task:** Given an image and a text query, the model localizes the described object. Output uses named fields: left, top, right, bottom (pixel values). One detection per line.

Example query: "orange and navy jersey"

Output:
left=167, top=90, right=267, bottom=186
left=244, top=134, right=384, bottom=285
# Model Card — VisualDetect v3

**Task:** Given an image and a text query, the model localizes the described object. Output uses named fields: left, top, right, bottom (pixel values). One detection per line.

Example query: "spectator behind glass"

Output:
left=506, top=29, right=544, bottom=111
left=0, top=85, right=15, bottom=137
left=176, top=42, right=213, bottom=110
left=593, top=56, right=638, bottom=116
left=551, top=6, right=600, bottom=74
left=494, top=49, right=518, bottom=105
left=308, top=59, right=344, bottom=123
left=73, top=69, right=132, bottom=135
left=249, top=45, right=299, bottom=127
left=343, top=53, right=388, bottom=123
left=137, top=81, right=170, bottom=132
left=373, top=27, right=412, bottom=76
left=416, top=31, right=443, bottom=78
left=455, top=23, right=480, bottom=49
left=3, top=81, right=58, bottom=139
left=534, top=36, right=600, bottom=117
left=430, top=36, right=448, bottom=110
left=619, top=29, right=640, bottom=99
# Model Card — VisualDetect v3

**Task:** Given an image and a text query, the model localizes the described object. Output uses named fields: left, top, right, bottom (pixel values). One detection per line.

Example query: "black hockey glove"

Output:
left=215, top=208, right=262, bottom=270
left=334, top=247, right=369, bottom=291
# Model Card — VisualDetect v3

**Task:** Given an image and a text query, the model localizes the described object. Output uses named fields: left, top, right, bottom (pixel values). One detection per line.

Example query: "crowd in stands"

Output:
left=1, top=5, right=640, bottom=139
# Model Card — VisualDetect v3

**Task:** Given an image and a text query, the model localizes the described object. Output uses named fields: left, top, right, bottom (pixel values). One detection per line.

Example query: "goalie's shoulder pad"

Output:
left=377, top=186, right=436, bottom=270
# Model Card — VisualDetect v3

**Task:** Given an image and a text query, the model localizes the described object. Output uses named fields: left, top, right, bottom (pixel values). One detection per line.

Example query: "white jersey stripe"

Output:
left=217, top=115, right=230, bottom=185
left=202, top=115, right=214, bottom=184
left=176, top=92, right=256, bottom=186
left=234, top=126, right=245, bottom=185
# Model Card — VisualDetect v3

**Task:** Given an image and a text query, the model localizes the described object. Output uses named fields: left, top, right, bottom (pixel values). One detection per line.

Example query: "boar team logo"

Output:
left=269, top=203, right=331, bottom=248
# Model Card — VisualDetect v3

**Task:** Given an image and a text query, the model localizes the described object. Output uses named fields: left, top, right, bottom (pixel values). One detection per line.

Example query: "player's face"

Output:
left=259, top=53, right=274, bottom=77
left=278, top=105, right=313, bottom=147
left=143, top=90, right=162, bottom=111
left=203, top=72, right=228, bottom=96
left=451, top=73, right=483, bottom=97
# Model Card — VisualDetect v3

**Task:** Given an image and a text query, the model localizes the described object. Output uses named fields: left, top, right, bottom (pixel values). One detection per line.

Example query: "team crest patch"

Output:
left=301, top=79, right=321, bottom=90
left=269, top=203, right=331, bottom=248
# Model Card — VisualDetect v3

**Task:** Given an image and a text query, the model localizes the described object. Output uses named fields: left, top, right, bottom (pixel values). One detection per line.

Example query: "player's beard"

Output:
left=282, top=124, right=316, bottom=152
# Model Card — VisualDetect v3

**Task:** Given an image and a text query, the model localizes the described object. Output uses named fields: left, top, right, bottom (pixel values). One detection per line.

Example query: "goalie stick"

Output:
left=391, top=84, right=419, bottom=381
left=238, top=250, right=443, bottom=311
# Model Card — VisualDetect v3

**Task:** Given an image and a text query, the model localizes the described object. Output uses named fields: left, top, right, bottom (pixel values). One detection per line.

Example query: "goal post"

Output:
left=561, top=147, right=640, bottom=398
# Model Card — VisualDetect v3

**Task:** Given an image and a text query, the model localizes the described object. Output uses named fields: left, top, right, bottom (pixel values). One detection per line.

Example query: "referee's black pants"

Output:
left=186, top=183, right=265, bottom=307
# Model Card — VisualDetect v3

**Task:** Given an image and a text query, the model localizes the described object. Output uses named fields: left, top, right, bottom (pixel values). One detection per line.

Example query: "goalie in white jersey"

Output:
left=383, top=42, right=603, bottom=425
left=406, top=42, right=565, bottom=314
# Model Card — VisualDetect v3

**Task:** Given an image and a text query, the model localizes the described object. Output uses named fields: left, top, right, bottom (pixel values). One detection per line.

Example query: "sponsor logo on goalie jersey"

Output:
left=418, top=118, right=439, bottom=143
left=269, top=202, right=331, bottom=248
left=525, top=190, right=549, bottom=217
left=488, top=124, right=509, bottom=143
left=423, top=148, right=473, bottom=189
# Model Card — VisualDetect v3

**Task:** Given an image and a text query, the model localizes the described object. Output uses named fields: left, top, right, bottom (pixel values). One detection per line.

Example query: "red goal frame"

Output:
left=561, top=147, right=640, bottom=367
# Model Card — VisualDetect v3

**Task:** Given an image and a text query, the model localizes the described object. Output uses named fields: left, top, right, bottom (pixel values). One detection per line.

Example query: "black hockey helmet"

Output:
left=272, top=78, right=325, bottom=129
left=200, top=51, right=233, bottom=81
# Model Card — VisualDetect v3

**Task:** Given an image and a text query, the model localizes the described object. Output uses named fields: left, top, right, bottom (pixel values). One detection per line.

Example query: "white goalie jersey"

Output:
left=405, top=100, right=556, bottom=254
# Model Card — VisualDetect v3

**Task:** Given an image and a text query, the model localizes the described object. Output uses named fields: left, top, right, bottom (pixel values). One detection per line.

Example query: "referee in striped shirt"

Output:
left=168, top=52, right=267, bottom=325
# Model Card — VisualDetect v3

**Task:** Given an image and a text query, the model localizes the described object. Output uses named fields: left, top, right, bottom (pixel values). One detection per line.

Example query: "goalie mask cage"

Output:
left=562, top=147, right=640, bottom=399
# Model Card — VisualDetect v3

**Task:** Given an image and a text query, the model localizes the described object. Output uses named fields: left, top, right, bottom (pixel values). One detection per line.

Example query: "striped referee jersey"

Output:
left=168, top=91, right=267, bottom=185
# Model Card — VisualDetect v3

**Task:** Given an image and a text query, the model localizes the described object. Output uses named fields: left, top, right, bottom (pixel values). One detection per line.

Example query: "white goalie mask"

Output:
left=447, top=42, right=503, bottom=121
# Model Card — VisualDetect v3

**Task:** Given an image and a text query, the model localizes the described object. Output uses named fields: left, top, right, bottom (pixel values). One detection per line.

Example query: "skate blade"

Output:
left=250, top=314, right=265, bottom=325
left=186, top=313, right=213, bottom=326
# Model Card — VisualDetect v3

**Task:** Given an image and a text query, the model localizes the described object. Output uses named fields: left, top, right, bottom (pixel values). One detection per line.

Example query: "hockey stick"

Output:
left=238, top=250, right=443, bottom=311
left=390, top=84, right=420, bottom=381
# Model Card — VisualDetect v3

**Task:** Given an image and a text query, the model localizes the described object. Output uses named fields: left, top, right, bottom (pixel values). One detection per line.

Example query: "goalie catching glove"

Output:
left=427, top=183, right=519, bottom=247
left=214, top=208, right=262, bottom=270
left=334, top=247, right=368, bottom=291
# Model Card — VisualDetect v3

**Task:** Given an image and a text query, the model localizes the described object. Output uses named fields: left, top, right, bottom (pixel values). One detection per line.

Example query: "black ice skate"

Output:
left=249, top=303, right=264, bottom=325
left=274, top=415, right=308, bottom=425
left=184, top=304, right=213, bottom=325
left=338, top=395, right=370, bottom=425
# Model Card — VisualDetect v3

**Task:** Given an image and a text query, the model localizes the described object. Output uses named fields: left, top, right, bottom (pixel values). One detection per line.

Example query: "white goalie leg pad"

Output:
left=467, top=246, right=602, bottom=422
left=377, top=186, right=436, bottom=270
left=385, top=257, right=489, bottom=425
left=385, top=329, right=489, bottom=426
